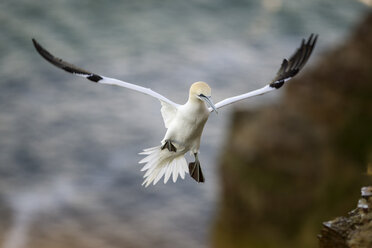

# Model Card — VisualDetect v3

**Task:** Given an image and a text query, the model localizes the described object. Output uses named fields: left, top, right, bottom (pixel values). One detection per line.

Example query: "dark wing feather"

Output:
left=269, top=34, right=318, bottom=89
left=32, top=39, right=181, bottom=108
left=32, top=39, right=102, bottom=82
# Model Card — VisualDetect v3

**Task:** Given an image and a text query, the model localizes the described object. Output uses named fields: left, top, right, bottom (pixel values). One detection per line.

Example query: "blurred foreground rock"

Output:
left=319, top=186, right=372, bottom=248
left=213, top=13, right=372, bottom=248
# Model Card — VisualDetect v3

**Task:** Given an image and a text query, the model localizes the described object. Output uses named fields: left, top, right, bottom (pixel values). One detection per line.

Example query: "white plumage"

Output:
left=32, top=34, right=317, bottom=186
left=139, top=82, right=212, bottom=186
left=139, top=146, right=188, bottom=186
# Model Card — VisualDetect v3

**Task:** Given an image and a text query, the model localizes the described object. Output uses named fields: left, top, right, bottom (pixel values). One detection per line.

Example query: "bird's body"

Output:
left=32, top=34, right=317, bottom=186
left=163, top=102, right=208, bottom=153
left=140, top=82, right=213, bottom=186
left=163, top=82, right=211, bottom=153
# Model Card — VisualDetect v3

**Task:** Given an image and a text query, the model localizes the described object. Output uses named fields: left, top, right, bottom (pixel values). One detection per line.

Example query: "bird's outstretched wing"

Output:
left=213, top=34, right=318, bottom=111
left=32, top=39, right=180, bottom=109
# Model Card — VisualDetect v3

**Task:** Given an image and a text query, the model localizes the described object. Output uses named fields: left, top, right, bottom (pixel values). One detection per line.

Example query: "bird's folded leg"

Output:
left=189, top=153, right=205, bottom=183
left=161, top=140, right=177, bottom=152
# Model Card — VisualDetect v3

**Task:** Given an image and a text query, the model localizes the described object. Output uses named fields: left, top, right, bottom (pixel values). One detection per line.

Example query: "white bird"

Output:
left=32, top=34, right=317, bottom=187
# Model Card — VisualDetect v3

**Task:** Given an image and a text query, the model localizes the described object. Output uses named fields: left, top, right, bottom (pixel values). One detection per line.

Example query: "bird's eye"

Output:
left=199, top=94, right=206, bottom=97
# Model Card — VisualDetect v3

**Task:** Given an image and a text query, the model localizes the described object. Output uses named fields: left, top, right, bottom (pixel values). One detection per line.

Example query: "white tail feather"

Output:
left=139, top=146, right=159, bottom=155
left=139, top=146, right=189, bottom=187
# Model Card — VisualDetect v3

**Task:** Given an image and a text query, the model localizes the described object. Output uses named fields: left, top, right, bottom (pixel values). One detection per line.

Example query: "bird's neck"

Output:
left=186, top=96, right=208, bottom=112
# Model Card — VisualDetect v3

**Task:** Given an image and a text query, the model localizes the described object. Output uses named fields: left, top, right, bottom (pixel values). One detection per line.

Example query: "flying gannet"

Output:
left=32, top=34, right=317, bottom=187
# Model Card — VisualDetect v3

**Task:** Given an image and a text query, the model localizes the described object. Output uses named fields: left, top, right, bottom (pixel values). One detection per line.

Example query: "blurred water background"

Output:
left=0, top=0, right=370, bottom=248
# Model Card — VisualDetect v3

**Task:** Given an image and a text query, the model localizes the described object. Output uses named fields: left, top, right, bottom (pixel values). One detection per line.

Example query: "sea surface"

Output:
left=0, top=1, right=370, bottom=247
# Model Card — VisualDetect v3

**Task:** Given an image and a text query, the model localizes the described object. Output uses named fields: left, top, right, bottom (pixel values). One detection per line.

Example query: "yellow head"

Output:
left=189, top=81, right=212, bottom=98
left=189, top=81, right=217, bottom=113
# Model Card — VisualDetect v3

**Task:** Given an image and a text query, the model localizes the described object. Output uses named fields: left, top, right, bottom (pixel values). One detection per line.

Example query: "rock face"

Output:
left=213, top=13, right=372, bottom=248
left=319, top=186, right=372, bottom=248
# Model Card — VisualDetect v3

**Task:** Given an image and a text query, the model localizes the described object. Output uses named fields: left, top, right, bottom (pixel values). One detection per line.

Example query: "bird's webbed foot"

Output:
left=188, top=153, right=205, bottom=183
left=161, top=140, right=177, bottom=152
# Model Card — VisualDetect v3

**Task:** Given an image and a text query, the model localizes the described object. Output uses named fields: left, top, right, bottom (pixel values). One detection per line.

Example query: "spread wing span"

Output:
left=32, top=39, right=179, bottom=109
left=213, top=34, right=317, bottom=111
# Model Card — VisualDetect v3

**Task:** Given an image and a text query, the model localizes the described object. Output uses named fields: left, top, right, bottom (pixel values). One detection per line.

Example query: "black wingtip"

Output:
left=312, top=34, right=319, bottom=47
left=32, top=38, right=43, bottom=55
left=32, top=38, right=103, bottom=83
left=32, top=38, right=46, bottom=55
left=269, top=33, right=318, bottom=88
left=32, top=38, right=37, bottom=51
left=32, top=38, right=62, bottom=67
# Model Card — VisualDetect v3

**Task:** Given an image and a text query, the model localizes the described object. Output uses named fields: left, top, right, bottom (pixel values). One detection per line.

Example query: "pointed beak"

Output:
left=200, top=95, right=218, bottom=114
